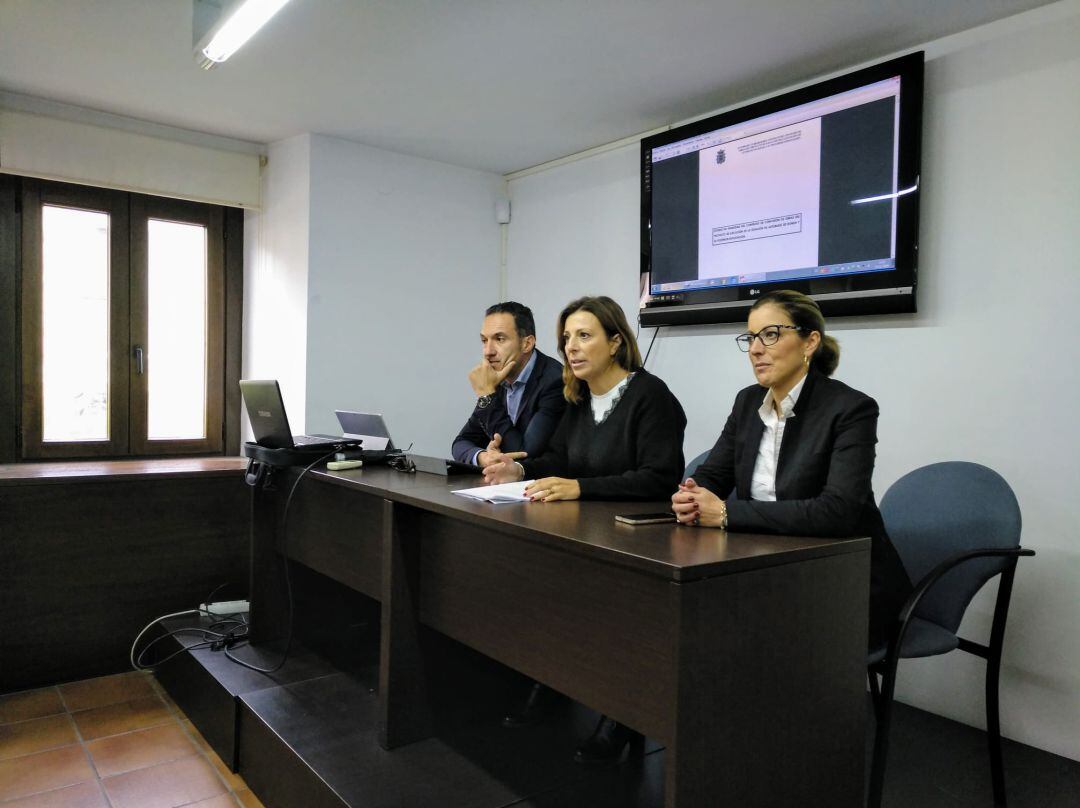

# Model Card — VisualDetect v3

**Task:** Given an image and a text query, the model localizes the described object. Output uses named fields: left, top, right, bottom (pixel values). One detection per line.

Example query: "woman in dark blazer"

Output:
left=671, top=290, right=911, bottom=650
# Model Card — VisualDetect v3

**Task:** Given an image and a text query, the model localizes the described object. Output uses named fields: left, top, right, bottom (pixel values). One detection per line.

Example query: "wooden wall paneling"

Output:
left=0, top=474, right=250, bottom=691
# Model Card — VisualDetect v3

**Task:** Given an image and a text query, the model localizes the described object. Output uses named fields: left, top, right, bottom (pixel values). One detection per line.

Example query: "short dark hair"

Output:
left=750, top=290, right=840, bottom=376
left=485, top=301, right=535, bottom=339
left=556, top=296, right=643, bottom=404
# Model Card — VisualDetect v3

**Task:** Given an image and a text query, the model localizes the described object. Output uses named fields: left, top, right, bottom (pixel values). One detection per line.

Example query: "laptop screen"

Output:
left=240, top=380, right=296, bottom=449
left=335, top=411, right=394, bottom=451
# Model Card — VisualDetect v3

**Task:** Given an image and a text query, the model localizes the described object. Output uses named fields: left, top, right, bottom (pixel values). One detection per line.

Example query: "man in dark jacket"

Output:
left=452, top=302, right=565, bottom=467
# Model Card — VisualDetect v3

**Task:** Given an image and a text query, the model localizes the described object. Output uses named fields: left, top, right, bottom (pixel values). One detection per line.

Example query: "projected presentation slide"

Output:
left=697, top=119, right=821, bottom=282
left=647, top=76, right=902, bottom=294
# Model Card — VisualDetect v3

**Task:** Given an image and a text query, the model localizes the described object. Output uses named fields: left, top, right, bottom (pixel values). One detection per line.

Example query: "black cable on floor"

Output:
left=131, top=614, right=248, bottom=670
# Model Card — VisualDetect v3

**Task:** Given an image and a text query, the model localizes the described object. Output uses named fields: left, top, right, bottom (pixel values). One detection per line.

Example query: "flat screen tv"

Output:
left=640, top=52, right=923, bottom=327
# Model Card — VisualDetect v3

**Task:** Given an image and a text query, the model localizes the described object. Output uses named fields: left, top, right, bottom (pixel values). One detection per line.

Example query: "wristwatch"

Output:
left=476, top=394, right=493, bottom=409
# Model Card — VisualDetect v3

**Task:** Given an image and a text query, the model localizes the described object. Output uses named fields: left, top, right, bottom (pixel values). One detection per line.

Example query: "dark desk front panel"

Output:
left=416, top=508, right=677, bottom=743
left=669, top=552, right=869, bottom=806
left=282, top=477, right=383, bottom=600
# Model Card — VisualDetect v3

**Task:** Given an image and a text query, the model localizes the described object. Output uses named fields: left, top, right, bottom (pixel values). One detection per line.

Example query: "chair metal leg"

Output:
left=868, top=669, right=882, bottom=719
left=984, top=564, right=1019, bottom=807
left=986, top=653, right=1006, bottom=807
left=867, top=663, right=899, bottom=808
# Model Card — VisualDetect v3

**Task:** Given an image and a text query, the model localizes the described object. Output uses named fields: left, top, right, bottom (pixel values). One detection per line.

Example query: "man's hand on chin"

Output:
left=469, top=357, right=516, bottom=398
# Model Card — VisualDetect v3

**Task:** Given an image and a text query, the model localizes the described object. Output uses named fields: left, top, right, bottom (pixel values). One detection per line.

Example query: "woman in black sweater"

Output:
left=483, top=295, right=685, bottom=501
left=484, top=295, right=685, bottom=764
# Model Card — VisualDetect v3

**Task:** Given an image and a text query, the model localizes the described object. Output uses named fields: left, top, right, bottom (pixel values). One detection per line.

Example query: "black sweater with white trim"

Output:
left=521, top=370, right=686, bottom=501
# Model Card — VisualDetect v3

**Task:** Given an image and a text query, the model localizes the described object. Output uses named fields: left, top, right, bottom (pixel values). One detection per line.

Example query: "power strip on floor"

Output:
left=200, top=599, right=250, bottom=616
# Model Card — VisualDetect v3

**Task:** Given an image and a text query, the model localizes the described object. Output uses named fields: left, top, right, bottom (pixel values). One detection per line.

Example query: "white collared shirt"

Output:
left=750, top=373, right=808, bottom=501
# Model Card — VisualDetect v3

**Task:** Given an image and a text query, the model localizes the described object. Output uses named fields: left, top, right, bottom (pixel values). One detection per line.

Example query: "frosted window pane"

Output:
left=41, top=206, right=110, bottom=442
left=147, top=219, right=207, bottom=440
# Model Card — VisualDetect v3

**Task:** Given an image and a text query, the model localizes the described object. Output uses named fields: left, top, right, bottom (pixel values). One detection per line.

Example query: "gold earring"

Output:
left=804, top=355, right=810, bottom=367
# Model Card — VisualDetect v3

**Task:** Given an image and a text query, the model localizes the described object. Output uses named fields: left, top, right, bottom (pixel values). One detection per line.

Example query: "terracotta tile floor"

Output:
left=0, top=672, right=264, bottom=808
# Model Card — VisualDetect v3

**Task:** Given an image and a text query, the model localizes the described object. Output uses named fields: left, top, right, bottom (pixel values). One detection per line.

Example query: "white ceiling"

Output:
left=0, top=0, right=1058, bottom=174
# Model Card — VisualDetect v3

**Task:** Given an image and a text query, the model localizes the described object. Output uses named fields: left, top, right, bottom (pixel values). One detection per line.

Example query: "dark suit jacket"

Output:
left=451, top=349, right=567, bottom=464
left=691, top=371, right=911, bottom=647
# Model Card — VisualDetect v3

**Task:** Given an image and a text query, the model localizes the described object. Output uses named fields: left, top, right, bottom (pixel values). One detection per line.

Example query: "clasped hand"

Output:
left=477, top=433, right=526, bottom=470
left=671, top=477, right=725, bottom=526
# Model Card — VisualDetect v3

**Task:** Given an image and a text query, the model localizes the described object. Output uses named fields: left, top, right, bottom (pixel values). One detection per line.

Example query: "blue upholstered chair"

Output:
left=867, top=462, right=1034, bottom=808
left=683, top=450, right=710, bottom=480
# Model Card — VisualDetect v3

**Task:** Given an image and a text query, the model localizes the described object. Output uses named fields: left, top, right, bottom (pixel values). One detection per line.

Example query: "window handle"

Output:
left=133, top=345, right=144, bottom=375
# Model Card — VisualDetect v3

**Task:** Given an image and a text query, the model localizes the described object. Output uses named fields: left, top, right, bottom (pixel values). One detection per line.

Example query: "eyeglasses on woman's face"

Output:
left=734, top=324, right=804, bottom=352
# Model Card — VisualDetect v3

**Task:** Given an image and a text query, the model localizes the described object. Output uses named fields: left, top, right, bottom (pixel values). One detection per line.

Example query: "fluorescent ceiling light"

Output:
left=199, top=0, right=292, bottom=69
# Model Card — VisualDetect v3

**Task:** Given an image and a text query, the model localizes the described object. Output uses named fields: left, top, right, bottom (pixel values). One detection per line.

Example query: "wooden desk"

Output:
left=250, top=464, right=870, bottom=807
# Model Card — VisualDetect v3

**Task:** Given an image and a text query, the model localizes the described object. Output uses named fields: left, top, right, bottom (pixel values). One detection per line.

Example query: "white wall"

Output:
left=243, top=134, right=312, bottom=429
left=505, top=7, right=1080, bottom=760
left=304, top=134, right=505, bottom=455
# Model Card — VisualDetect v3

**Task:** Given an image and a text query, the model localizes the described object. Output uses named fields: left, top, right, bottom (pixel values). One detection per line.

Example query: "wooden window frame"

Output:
left=129, top=196, right=225, bottom=455
left=1, top=175, right=243, bottom=462
left=20, top=182, right=131, bottom=459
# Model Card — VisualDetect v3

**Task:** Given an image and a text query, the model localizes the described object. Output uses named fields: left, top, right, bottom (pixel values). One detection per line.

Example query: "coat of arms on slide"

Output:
left=715, top=149, right=726, bottom=165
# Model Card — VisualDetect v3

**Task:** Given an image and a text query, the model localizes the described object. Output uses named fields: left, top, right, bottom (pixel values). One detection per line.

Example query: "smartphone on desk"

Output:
left=615, top=511, right=677, bottom=525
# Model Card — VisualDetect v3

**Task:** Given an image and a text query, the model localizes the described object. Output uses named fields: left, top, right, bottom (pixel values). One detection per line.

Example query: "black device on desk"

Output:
left=407, top=454, right=481, bottom=476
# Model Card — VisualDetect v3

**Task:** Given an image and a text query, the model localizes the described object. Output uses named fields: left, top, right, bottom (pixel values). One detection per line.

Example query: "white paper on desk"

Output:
left=452, top=480, right=533, bottom=504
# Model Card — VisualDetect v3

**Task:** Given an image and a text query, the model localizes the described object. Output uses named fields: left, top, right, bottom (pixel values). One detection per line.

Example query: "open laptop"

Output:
left=241, top=380, right=349, bottom=451
left=335, top=411, right=395, bottom=451
left=334, top=412, right=473, bottom=474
